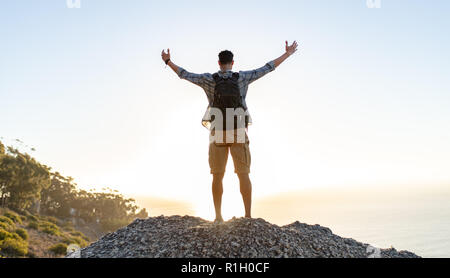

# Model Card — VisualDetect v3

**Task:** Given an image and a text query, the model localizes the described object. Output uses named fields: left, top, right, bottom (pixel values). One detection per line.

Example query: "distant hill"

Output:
left=79, top=215, right=420, bottom=258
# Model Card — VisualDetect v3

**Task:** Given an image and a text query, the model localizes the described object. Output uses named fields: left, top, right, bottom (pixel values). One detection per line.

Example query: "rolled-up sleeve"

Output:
left=239, top=60, right=276, bottom=85
left=177, top=67, right=214, bottom=89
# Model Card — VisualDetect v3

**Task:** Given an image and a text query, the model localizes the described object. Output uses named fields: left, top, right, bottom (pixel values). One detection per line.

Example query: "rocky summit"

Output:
left=78, top=215, right=420, bottom=258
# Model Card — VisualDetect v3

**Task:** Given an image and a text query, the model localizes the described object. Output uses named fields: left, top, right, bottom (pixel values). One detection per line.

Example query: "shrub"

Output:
left=61, top=236, right=87, bottom=248
left=15, top=228, right=28, bottom=240
left=49, top=243, right=67, bottom=256
left=39, top=221, right=60, bottom=236
left=0, top=229, right=23, bottom=241
left=0, top=237, right=28, bottom=257
left=3, top=212, right=22, bottom=224
left=0, top=222, right=13, bottom=232
left=69, top=231, right=83, bottom=237
left=43, top=216, right=59, bottom=225
left=0, top=229, right=12, bottom=240
left=42, top=226, right=60, bottom=236
left=27, top=221, right=39, bottom=230
left=64, top=226, right=75, bottom=232
left=0, top=216, right=15, bottom=227
left=27, top=215, right=39, bottom=222
left=69, top=231, right=89, bottom=241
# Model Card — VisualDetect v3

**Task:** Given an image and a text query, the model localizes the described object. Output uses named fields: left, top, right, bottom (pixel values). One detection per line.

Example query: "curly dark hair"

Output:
left=218, top=50, right=234, bottom=64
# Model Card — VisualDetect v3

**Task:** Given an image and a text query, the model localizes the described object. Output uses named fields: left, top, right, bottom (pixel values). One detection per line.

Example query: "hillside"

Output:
left=0, top=140, right=147, bottom=258
left=79, top=215, right=420, bottom=258
left=0, top=208, right=100, bottom=258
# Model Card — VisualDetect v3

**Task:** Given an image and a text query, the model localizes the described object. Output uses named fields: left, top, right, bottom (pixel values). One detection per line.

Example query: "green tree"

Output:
left=40, top=172, right=77, bottom=218
left=0, top=147, right=51, bottom=210
left=0, top=146, right=14, bottom=208
left=0, top=141, right=5, bottom=155
left=0, top=139, right=148, bottom=233
left=91, top=190, right=148, bottom=223
left=70, top=189, right=96, bottom=222
left=69, top=188, right=148, bottom=231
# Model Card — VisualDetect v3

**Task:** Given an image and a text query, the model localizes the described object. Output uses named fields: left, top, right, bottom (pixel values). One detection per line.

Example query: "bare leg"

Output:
left=212, top=173, right=225, bottom=222
left=237, top=173, right=252, bottom=218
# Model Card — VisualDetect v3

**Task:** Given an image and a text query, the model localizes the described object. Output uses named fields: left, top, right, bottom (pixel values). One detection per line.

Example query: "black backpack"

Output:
left=211, top=72, right=248, bottom=130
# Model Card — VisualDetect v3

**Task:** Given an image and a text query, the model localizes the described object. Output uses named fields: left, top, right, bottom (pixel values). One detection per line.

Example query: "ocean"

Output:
left=251, top=186, right=450, bottom=258
left=136, top=185, right=450, bottom=258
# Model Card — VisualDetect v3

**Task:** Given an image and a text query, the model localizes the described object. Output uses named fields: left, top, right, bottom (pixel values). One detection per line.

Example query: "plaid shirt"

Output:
left=177, top=60, right=276, bottom=128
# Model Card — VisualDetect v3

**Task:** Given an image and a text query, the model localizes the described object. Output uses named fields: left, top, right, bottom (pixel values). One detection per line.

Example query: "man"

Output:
left=161, top=41, right=298, bottom=223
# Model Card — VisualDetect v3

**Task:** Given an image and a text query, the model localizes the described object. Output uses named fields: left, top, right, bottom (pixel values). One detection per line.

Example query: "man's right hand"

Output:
left=274, top=40, right=299, bottom=68
left=285, top=41, right=298, bottom=56
left=161, top=48, right=171, bottom=63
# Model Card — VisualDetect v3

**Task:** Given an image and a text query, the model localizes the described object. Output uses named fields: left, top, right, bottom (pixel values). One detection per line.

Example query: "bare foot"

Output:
left=214, top=217, right=224, bottom=224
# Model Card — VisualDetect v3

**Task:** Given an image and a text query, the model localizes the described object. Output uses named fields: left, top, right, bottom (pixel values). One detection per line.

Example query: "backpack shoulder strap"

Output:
left=212, top=73, right=221, bottom=83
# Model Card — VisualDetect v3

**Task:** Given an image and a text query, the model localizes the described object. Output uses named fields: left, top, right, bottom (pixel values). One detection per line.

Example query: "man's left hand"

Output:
left=161, top=48, right=171, bottom=63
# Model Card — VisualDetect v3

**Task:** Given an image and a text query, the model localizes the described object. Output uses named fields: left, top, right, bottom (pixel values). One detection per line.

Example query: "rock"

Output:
left=77, top=215, right=420, bottom=258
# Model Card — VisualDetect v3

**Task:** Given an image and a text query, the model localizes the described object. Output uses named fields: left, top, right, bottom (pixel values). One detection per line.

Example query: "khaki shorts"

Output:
left=208, top=131, right=251, bottom=174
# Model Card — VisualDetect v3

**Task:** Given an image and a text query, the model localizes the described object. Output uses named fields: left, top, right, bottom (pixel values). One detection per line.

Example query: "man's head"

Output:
left=218, top=50, right=234, bottom=71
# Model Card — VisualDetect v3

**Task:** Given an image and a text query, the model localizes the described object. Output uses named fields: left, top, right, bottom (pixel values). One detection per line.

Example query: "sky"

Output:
left=1, top=0, right=450, bottom=220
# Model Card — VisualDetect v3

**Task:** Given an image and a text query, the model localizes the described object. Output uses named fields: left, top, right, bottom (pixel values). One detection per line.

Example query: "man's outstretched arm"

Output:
left=161, top=48, right=213, bottom=88
left=161, top=49, right=214, bottom=90
left=161, top=48, right=180, bottom=74
left=240, top=40, right=299, bottom=84
left=274, top=40, right=298, bottom=68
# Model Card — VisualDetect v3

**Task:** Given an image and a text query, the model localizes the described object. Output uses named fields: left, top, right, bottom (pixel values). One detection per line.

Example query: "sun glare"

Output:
left=193, top=173, right=248, bottom=221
